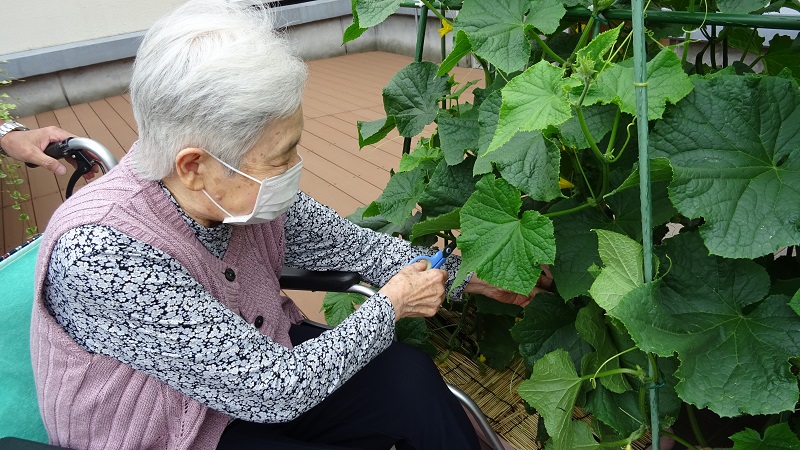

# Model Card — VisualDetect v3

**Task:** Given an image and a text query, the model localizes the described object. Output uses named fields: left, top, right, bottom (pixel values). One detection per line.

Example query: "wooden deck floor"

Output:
left=2, top=51, right=484, bottom=320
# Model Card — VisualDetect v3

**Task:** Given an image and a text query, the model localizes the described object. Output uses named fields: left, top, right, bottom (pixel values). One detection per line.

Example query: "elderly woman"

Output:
left=31, top=1, right=533, bottom=449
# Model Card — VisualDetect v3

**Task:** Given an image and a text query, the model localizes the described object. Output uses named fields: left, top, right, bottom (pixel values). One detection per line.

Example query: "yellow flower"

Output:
left=478, top=354, right=487, bottom=363
left=559, top=177, right=575, bottom=189
left=438, top=19, right=453, bottom=37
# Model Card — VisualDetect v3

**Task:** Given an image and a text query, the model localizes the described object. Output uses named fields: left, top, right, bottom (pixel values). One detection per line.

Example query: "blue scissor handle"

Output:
left=408, top=245, right=455, bottom=269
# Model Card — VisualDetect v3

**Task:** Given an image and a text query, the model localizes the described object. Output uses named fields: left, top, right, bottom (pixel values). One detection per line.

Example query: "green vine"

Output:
left=0, top=74, right=37, bottom=239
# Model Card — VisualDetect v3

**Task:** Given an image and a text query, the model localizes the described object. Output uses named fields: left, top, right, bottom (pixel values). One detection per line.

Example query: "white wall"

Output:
left=0, top=0, right=185, bottom=54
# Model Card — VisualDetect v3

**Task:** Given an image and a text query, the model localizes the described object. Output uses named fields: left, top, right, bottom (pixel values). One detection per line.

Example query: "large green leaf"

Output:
left=437, top=108, right=479, bottom=165
left=383, top=62, right=450, bottom=137
left=650, top=74, right=800, bottom=258
left=604, top=158, right=672, bottom=198
left=323, top=291, right=367, bottom=326
left=477, top=313, right=519, bottom=370
left=476, top=131, right=563, bottom=201
left=608, top=232, right=800, bottom=417
left=455, top=0, right=531, bottom=74
left=397, top=142, right=442, bottom=173
left=716, top=0, right=769, bottom=14
left=411, top=209, right=461, bottom=241
left=584, top=384, right=642, bottom=438
left=488, top=61, right=577, bottom=153
left=762, top=34, right=800, bottom=81
left=418, top=158, right=477, bottom=217
left=354, top=0, right=401, bottom=28
left=476, top=90, right=503, bottom=172
left=584, top=48, right=694, bottom=121
left=576, top=25, right=623, bottom=69
left=726, top=27, right=766, bottom=56
left=370, top=168, right=427, bottom=224
left=731, top=423, right=800, bottom=450
left=550, top=200, right=609, bottom=300
left=588, top=230, right=643, bottom=312
left=605, top=178, right=677, bottom=242
left=343, top=0, right=369, bottom=44
left=395, top=317, right=437, bottom=356
left=357, top=116, right=396, bottom=147
left=439, top=30, right=472, bottom=76
left=559, top=104, right=618, bottom=150
left=576, top=302, right=630, bottom=393
left=511, top=293, right=591, bottom=372
left=527, top=0, right=567, bottom=35
left=454, top=175, right=556, bottom=294
left=517, top=349, right=584, bottom=450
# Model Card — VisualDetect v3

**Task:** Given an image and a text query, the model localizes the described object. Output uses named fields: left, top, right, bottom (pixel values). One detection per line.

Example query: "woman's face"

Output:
left=205, top=107, right=304, bottom=219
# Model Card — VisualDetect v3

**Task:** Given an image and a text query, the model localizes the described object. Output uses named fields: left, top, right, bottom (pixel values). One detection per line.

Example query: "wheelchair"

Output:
left=0, top=139, right=504, bottom=450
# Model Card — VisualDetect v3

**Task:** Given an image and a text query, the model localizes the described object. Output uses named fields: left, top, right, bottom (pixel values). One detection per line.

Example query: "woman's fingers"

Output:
left=378, top=263, right=448, bottom=321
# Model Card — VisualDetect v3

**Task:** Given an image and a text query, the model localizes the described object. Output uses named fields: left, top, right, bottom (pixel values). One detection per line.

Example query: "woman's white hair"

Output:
left=129, top=0, right=307, bottom=180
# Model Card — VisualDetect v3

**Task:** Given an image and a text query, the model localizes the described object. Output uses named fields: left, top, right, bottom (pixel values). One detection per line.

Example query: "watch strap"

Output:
left=0, top=121, right=31, bottom=156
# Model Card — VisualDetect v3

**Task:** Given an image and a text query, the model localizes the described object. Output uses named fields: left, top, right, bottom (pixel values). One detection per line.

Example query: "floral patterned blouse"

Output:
left=44, top=189, right=464, bottom=423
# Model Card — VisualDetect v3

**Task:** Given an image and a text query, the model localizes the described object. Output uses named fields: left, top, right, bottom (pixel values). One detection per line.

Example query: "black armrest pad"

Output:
left=279, top=267, right=362, bottom=292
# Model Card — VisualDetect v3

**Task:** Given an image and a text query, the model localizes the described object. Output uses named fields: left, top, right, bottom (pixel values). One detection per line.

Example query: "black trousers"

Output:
left=217, top=323, right=480, bottom=450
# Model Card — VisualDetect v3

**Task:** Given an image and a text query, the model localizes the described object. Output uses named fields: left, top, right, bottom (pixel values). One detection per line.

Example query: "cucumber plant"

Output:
left=329, top=0, right=800, bottom=447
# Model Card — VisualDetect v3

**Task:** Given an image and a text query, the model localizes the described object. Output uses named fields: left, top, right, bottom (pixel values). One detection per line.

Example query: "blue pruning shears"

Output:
left=408, top=242, right=457, bottom=269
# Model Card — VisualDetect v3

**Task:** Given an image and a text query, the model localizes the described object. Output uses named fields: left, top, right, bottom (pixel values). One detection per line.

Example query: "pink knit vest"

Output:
left=31, top=149, right=304, bottom=450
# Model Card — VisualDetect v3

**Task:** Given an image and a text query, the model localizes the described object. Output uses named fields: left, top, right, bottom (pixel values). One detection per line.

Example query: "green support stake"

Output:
left=403, top=5, right=429, bottom=155
left=630, top=0, right=660, bottom=447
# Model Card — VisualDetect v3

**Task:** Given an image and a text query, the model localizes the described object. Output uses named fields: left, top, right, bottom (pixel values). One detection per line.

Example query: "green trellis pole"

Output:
left=628, top=0, right=661, bottom=447
left=403, top=4, right=430, bottom=155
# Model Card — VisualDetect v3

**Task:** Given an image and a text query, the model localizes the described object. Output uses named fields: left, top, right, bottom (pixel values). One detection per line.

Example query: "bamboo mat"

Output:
left=428, top=309, right=653, bottom=450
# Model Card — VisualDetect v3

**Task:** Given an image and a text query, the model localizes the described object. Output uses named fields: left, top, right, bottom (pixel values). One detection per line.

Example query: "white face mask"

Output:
left=202, top=153, right=303, bottom=225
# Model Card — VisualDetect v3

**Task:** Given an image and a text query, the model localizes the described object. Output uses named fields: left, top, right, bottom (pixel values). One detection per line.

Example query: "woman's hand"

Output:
left=378, top=260, right=448, bottom=321
left=0, top=126, right=99, bottom=179
left=464, top=265, right=553, bottom=307
left=1, top=126, right=73, bottom=175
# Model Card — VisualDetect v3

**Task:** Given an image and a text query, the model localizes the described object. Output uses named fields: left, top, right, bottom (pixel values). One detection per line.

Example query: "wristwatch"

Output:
left=0, top=121, right=30, bottom=156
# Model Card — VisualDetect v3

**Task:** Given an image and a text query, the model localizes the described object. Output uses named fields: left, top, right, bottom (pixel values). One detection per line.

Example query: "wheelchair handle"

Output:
left=27, top=137, right=118, bottom=199
left=27, top=137, right=118, bottom=172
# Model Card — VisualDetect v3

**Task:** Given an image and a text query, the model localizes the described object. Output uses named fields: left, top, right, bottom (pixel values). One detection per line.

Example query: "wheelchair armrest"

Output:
left=279, top=267, right=362, bottom=292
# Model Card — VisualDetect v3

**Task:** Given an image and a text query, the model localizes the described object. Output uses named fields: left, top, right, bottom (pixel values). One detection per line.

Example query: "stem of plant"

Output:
left=475, top=55, right=494, bottom=85
left=572, top=149, right=597, bottom=200
left=529, top=31, right=566, bottom=65
left=661, top=431, right=702, bottom=450
left=685, top=404, right=709, bottom=448
left=581, top=367, right=644, bottom=381
left=544, top=201, right=592, bottom=218
left=604, top=108, right=622, bottom=158
left=436, top=298, right=472, bottom=364
left=681, top=0, right=696, bottom=64
left=566, top=17, right=597, bottom=69
left=419, top=0, right=451, bottom=26
left=739, top=28, right=757, bottom=63
left=576, top=106, right=607, bottom=164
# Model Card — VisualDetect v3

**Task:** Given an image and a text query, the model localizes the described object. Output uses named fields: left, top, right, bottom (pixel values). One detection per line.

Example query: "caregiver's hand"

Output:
left=465, top=265, right=554, bottom=307
left=379, top=260, right=447, bottom=320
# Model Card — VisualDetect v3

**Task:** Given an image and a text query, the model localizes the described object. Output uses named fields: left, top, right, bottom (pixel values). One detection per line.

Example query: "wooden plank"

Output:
left=89, top=99, right=138, bottom=150
left=298, top=170, right=362, bottom=217
left=105, top=95, right=139, bottom=132
left=28, top=112, right=63, bottom=200
left=303, top=120, right=400, bottom=171
left=298, top=135, right=389, bottom=189
left=3, top=201, right=34, bottom=253
left=51, top=107, right=90, bottom=195
left=70, top=103, right=127, bottom=159
left=31, top=191, right=64, bottom=235
left=283, top=289, right=326, bottom=324
left=298, top=146, right=383, bottom=205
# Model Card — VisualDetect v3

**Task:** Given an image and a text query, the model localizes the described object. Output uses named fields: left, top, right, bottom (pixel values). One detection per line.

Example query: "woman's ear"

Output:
left=174, top=148, right=209, bottom=191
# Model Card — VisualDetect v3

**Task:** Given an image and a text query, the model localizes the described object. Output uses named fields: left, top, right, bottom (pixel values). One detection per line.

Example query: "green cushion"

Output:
left=0, top=238, right=48, bottom=442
